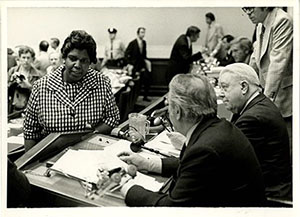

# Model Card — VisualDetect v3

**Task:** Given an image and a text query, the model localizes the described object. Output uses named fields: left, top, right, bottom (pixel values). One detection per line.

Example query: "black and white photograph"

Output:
left=1, top=0, right=299, bottom=217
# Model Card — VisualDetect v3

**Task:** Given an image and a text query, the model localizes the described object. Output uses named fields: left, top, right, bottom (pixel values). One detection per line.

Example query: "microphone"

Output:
left=130, top=139, right=171, bottom=158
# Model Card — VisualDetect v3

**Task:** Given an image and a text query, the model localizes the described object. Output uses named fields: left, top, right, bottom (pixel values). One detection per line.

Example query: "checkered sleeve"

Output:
left=23, top=81, right=43, bottom=140
left=102, top=76, right=120, bottom=128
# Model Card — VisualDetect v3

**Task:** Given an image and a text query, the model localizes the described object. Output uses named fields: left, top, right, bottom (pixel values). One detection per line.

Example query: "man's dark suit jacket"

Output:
left=125, top=116, right=265, bottom=206
left=125, top=39, right=147, bottom=73
left=231, top=93, right=291, bottom=199
left=167, top=34, right=203, bottom=82
left=7, top=159, right=31, bottom=207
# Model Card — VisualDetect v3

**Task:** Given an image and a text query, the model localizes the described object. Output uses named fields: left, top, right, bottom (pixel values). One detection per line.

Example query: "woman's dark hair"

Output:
left=61, top=30, right=97, bottom=64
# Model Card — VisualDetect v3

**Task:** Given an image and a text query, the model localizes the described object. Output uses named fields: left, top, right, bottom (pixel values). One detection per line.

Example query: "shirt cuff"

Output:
left=120, top=179, right=136, bottom=197
left=146, top=155, right=162, bottom=174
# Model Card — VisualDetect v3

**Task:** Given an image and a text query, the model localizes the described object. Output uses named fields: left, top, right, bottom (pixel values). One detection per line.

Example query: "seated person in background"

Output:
left=167, top=26, right=203, bottom=83
left=46, top=52, right=62, bottom=74
left=7, top=48, right=17, bottom=71
left=125, top=27, right=151, bottom=101
left=7, top=158, right=31, bottom=207
left=230, top=37, right=253, bottom=64
left=24, top=30, right=120, bottom=151
left=8, top=46, right=42, bottom=114
left=118, top=74, right=265, bottom=207
left=100, top=28, right=126, bottom=69
left=210, top=34, right=235, bottom=66
left=219, top=63, right=292, bottom=201
left=34, top=40, right=51, bottom=76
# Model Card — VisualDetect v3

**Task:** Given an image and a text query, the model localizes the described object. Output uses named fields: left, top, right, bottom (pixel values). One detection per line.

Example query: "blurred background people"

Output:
left=7, top=48, right=17, bottom=71
left=219, top=63, right=292, bottom=201
left=166, top=26, right=203, bottom=82
left=49, top=37, right=60, bottom=53
left=8, top=46, right=42, bottom=114
left=204, top=12, right=224, bottom=54
left=210, top=34, right=235, bottom=66
left=125, top=27, right=151, bottom=101
left=230, top=36, right=253, bottom=64
left=23, top=30, right=120, bottom=151
left=46, top=51, right=62, bottom=74
left=100, top=28, right=126, bottom=69
left=34, top=40, right=51, bottom=76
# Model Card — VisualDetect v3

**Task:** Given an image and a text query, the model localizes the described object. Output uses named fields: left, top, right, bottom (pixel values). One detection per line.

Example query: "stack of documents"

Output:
left=51, top=140, right=164, bottom=192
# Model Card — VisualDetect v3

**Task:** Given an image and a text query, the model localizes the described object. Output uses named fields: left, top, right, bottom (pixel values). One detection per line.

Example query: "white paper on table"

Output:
left=145, top=131, right=180, bottom=158
left=51, top=148, right=163, bottom=192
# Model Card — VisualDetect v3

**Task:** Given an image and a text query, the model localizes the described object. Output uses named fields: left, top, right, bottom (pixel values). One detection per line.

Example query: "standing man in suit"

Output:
left=204, top=12, right=224, bottom=54
left=125, top=27, right=151, bottom=101
left=244, top=7, right=293, bottom=151
left=167, top=26, right=203, bottom=83
left=219, top=63, right=292, bottom=201
left=117, top=74, right=265, bottom=207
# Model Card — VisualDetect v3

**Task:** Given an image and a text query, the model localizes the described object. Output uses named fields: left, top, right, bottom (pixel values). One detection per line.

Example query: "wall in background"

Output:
left=7, top=7, right=256, bottom=58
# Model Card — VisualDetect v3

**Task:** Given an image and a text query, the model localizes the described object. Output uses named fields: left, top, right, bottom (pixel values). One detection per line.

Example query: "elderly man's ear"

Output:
left=174, top=104, right=182, bottom=120
left=240, top=81, right=249, bottom=95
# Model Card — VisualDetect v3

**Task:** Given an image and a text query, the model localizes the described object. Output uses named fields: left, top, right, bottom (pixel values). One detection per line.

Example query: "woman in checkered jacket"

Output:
left=23, top=30, right=120, bottom=151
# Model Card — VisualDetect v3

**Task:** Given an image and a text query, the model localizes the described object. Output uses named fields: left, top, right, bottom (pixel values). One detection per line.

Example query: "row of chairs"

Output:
left=116, top=75, right=141, bottom=123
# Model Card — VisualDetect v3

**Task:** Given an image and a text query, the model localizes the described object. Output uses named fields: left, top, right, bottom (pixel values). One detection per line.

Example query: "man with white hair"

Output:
left=219, top=63, right=291, bottom=201
left=117, top=74, right=265, bottom=206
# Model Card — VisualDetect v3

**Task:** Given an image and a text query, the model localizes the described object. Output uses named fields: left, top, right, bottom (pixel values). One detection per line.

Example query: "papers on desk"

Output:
left=51, top=143, right=164, bottom=192
left=145, top=131, right=181, bottom=158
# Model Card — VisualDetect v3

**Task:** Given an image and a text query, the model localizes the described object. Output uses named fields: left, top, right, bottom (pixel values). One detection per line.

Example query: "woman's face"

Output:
left=63, top=49, right=90, bottom=83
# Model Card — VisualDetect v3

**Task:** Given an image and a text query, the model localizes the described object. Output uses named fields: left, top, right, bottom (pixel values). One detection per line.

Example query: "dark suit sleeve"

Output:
left=7, top=159, right=31, bottom=207
left=161, top=156, right=179, bottom=177
left=177, top=43, right=202, bottom=63
left=125, top=147, right=220, bottom=206
left=125, top=41, right=135, bottom=65
left=234, top=114, right=263, bottom=152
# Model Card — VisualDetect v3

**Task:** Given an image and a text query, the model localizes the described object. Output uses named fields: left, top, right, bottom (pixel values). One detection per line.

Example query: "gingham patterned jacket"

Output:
left=24, top=65, right=120, bottom=140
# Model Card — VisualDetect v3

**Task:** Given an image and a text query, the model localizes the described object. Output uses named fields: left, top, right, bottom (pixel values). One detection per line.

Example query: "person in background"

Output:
left=7, top=48, right=17, bottom=71
left=219, top=63, right=292, bottom=201
left=117, top=74, right=265, bottom=207
left=8, top=46, right=42, bottom=114
left=7, top=158, right=31, bottom=207
left=210, top=34, right=235, bottom=66
left=204, top=12, right=224, bottom=54
left=49, top=37, right=60, bottom=53
left=166, top=26, right=203, bottom=82
left=244, top=7, right=293, bottom=150
left=125, top=27, right=151, bottom=101
left=100, top=28, right=126, bottom=69
left=34, top=40, right=51, bottom=76
left=230, top=37, right=253, bottom=64
left=46, top=52, right=62, bottom=74
left=24, top=30, right=120, bottom=151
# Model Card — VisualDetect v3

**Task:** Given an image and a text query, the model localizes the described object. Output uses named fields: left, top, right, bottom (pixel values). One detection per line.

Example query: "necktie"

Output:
left=259, top=25, right=265, bottom=56
left=110, top=41, right=113, bottom=59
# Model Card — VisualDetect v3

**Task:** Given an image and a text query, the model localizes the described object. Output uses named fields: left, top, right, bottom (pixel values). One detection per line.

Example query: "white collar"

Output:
left=185, top=122, right=199, bottom=147
left=240, top=91, right=260, bottom=115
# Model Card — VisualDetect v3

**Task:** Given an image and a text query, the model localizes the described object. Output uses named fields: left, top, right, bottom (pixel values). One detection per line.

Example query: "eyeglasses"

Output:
left=242, top=7, right=254, bottom=15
